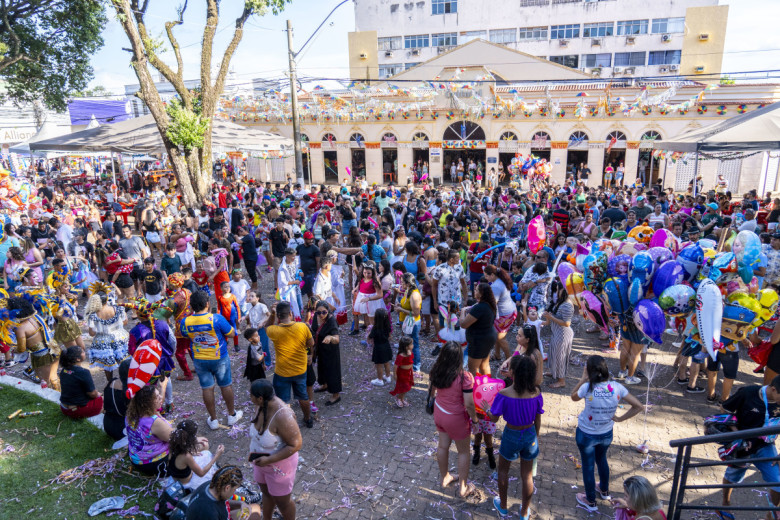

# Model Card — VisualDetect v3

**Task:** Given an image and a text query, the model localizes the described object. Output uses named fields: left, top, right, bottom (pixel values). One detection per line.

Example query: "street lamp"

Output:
left=286, top=0, right=352, bottom=187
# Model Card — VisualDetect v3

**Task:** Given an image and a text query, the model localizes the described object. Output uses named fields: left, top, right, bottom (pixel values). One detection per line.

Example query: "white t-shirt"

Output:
left=246, top=302, right=269, bottom=329
left=229, top=279, right=251, bottom=306
left=577, top=381, right=629, bottom=435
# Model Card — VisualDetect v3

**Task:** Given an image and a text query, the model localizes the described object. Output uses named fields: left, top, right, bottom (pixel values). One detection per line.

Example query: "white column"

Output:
left=624, top=146, right=640, bottom=186
left=550, top=144, right=568, bottom=185
left=365, top=146, right=383, bottom=185
left=336, top=147, right=351, bottom=185
left=587, top=147, right=605, bottom=188
left=310, top=147, right=325, bottom=185
left=397, top=146, right=413, bottom=185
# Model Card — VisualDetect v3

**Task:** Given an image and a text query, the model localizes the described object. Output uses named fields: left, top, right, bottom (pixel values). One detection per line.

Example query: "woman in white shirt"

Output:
left=646, top=204, right=669, bottom=229
left=570, top=355, right=644, bottom=512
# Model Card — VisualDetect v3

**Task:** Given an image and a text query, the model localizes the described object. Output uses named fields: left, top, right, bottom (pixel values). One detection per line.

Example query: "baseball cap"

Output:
left=509, top=203, right=519, bottom=210
left=303, top=231, right=314, bottom=239
left=707, top=203, right=719, bottom=211
left=327, top=229, right=340, bottom=237
left=636, top=196, right=645, bottom=201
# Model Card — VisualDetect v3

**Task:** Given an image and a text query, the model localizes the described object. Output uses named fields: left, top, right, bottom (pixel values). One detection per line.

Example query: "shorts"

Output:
left=273, top=256, right=283, bottom=270
left=499, top=426, right=539, bottom=461
left=130, top=264, right=145, bottom=281
left=192, top=355, right=233, bottom=389
left=467, top=334, right=496, bottom=360
left=707, top=350, right=740, bottom=380
left=114, top=273, right=132, bottom=288
left=475, top=417, right=497, bottom=435
left=302, top=274, right=316, bottom=297
left=622, top=323, right=650, bottom=345
left=433, top=405, right=471, bottom=441
left=273, top=372, right=308, bottom=402
left=724, top=444, right=780, bottom=493
left=469, top=271, right=483, bottom=287
left=253, top=452, right=299, bottom=496
left=146, top=231, right=161, bottom=243
left=306, top=364, right=316, bottom=387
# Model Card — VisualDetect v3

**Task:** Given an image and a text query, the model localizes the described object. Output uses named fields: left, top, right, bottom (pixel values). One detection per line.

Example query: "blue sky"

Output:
left=88, top=0, right=779, bottom=92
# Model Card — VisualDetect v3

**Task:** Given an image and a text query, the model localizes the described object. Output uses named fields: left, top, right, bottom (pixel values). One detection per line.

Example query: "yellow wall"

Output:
left=680, top=5, right=729, bottom=77
left=348, top=31, right=379, bottom=82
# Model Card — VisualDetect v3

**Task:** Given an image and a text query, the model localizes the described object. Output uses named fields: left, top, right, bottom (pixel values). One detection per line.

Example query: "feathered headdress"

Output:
left=89, top=281, right=113, bottom=297
left=0, top=298, right=18, bottom=347
left=49, top=263, right=70, bottom=288
left=167, top=273, right=185, bottom=291
left=122, top=298, right=164, bottom=319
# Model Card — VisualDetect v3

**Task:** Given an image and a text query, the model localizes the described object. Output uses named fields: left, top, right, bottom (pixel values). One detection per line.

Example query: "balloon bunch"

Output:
left=558, top=228, right=778, bottom=359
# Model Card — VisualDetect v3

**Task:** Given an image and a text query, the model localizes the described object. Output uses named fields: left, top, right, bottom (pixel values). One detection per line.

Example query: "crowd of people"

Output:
left=2, top=160, right=780, bottom=520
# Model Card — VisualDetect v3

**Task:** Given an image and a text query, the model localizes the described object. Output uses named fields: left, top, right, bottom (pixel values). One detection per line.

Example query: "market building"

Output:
left=221, top=39, right=780, bottom=194
left=348, top=0, right=728, bottom=80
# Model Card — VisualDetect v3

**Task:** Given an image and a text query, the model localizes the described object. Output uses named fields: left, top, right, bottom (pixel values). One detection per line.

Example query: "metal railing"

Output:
left=667, top=424, right=780, bottom=520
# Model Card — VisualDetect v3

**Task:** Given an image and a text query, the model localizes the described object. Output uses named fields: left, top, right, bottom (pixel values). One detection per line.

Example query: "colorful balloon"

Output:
left=733, top=230, right=761, bottom=267
left=581, top=290, right=611, bottom=335
left=630, top=251, right=655, bottom=289
left=633, top=299, right=666, bottom=344
left=583, top=252, right=609, bottom=293
left=646, top=247, right=675, bottom=269
left=628, top=225, right=654, bottom=244
left=677, top=244, right=705, bottom=283
left=126, top=339, right=162, bottom=400
left=628, top=277, right=645, bottom=306
left=527, top=215, right=545, bottom=254
left=696, top=279, right=723, bottom=361
left=557, top=262, right=577, bottom=287
left=607, top=254, right=631, bottom=278
left=653, top=261, right=686, bottom=298
left=473, top=374, right=506, bottom=415
left=604, top=277, right=630, bottom=315
left=659, top=284, right=696, bottom=317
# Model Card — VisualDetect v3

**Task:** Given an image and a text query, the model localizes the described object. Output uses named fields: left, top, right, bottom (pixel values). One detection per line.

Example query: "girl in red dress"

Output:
left=389, top=337, right=414, bottom=407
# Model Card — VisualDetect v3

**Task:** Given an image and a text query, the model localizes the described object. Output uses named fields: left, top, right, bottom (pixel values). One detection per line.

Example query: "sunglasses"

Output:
left=315, top=310, right=328, bottom=316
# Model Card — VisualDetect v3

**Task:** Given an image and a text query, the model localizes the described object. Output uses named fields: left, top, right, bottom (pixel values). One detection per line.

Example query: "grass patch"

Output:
left=0, top=383, right=158, bottom=518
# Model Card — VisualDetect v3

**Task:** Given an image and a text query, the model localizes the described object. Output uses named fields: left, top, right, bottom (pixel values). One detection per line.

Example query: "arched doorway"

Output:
left=639, top=130, right=662, bottom=186
left=498, top=131, right=519, bottom=185
left=443, top=121, right=486, bottom=183
left=567, top=131, right=589, bottom=178
left=604, top=130, right=627, bottom=186
left=322, top=133, right=338, bottom=183
left=411, top=132, right=430, bottom=181
left=381, top=132, right=398, bottom=183
left=349, top=133, right=366, bottom=179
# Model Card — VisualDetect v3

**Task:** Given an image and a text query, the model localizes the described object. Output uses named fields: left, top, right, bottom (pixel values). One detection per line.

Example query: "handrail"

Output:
left=669, top=424, right=780, bottom=447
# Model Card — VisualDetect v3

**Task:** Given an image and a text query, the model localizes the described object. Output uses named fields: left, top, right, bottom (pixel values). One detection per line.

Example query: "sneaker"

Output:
left=310, top=403, right=319, bottom=414
left=370, top=378, right=385, bottom=386
left=207, top=417, right=220, bottom=430
left=3, top=360, right=16, bottom=368
left=348, top=329, right=360, bottom=336
left=676, top=377, right=690, bottom=385
left=596, top=485, right=611, bottom=501
left=707, top=393, right=720, bottom=403
left=304, top=418, right=314, bottom=428
left=576, top=492, right=598, bottom=512
left=227, top=410, right=243, bottom=426
left=22, top=367, right=41, bottom=384
left=493, top=496, right=509, bottom=517
left=617, top=370, right=628, bottom=380
left=383, top=375, right=392, bottom=383
left=686, top=386, right=705, bottom=394
left=635, top=369, right=646, bottom=378
left=624, top=376, right=641, bottom=385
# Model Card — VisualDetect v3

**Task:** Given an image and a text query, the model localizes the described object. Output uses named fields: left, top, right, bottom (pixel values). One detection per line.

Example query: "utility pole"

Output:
left=286, top=19, right=305, bottom=187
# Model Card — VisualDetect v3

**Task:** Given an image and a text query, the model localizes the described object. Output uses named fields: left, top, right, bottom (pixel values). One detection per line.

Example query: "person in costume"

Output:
left=167, top=272, right=194, bottom=381
left=49, top=269, right=84, bottom=351
left=126, top=297, right=177, bottom=416
left=216, top=280, right=241, bottom=351
left=9, top=296, right=59, bottom=389
left=86, top=282, right=130, bottom=381
left=203, top=244, right=230, bottom=302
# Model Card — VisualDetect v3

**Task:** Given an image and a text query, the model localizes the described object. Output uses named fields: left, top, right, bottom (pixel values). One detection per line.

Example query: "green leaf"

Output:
left=165, top=98, right=209, bottom=151
left=245, top=0, right=291, bottom=16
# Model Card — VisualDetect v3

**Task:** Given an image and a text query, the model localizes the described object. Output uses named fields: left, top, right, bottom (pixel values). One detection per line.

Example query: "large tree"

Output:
left=0, top=0, right=106, bottom=111
left=111, top=0, right=289, bottom=208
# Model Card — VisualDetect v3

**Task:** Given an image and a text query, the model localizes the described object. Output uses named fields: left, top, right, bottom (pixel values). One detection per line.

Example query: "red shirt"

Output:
left=192, top=270, right=208, bottom=287
left=468, top=243, right=491, bottom=274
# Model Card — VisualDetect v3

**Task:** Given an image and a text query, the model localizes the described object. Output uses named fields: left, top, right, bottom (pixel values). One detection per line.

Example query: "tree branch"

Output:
left=163, top=0, right=187, bottom=85
left=200, top=0, right=219, bottom=98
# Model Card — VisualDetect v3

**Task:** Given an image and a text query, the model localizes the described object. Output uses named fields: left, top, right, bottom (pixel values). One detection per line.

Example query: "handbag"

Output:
left=402, top=315, right=416, bottom=335
left=748, top=341, right=773, bottom=370
left=425, top=383, right=435, bottom=415
left=336, top=310, right=348, bottom=326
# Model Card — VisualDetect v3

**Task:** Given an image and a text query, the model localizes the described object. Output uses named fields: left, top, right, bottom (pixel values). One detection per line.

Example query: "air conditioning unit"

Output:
left=699, top=33, right=710, bottom=41
left=613, top=66, right=623, bottom=74
left=559, top=39, right=569, bottom=47
left=694, top=65, right=705, bottom=73
left=411, top=48, right=420, bottom=56
left=661, top=34, right=672, bottom=42
left=385, top=51, right=393, bottom=57
left=669, top=64, right=679, bottom=71
left=624, top=66, right=636, bottom=74
left=659, top=66, right=669, bottom=73
left=359, top=53, right=367, bottom=59
left=591, top=38, right=602, bottom=46
left=625, top=36, right=636, bottom=44
left=590, top=67, right=602, bottom=76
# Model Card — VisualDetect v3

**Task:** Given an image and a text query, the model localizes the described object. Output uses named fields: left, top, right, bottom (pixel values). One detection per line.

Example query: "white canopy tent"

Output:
left=8, top=120, right=73, bottom=158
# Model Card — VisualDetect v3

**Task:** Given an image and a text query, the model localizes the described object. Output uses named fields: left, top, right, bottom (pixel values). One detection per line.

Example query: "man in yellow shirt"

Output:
left=266, top=301, right=315, bottom=428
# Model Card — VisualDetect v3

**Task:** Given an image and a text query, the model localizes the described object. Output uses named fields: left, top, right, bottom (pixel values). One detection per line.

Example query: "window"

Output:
left=550, top=54, right=579, bottom=68
left=583, top=22, right=613, bottom=38
left=519, top=0, right=549, bottom=5
left=432, top=0, right=457, bottom=15
left=412, top=132, right=429, bottom=141
left=322, top=133, right=336, bottom=142
left=490, top=29, right=517, bottom=44
left=617, top=19, right=649, bottom=36
left=462, top=31, right=487, bottom=43
left=648, top=50, right=681, bottom=65
left=652, top=17, right=685, bottom=34
left=569, top=131, right=589, bottom=144
left=405, top=62, right=420, bottom=70
left=300, top=134, right=309, bottom=143
left=500, top=131, right=518, bottom=141
left=518, top=26, right=548, bottom=40
left=349, top=133, right=365, bottom=143
left=551, top=24, right=580, bottom=39
left=378, top=64, right=403, bottom=78
left=606, top=131, right=627, bottom=142
left=404, top=34, right=430, bottom=48
left=614, top=52, right=646, bottom=66
left=583, top=53, right=611, bottom=67
left=641, top=130, right=662, bottom=141
left=432, top=32, right=457, bottom=47
left=378, top=37, right=401, bottom=51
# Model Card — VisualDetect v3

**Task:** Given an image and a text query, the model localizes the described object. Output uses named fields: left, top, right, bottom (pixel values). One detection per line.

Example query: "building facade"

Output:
left=348, top=0, right=728, bottom=81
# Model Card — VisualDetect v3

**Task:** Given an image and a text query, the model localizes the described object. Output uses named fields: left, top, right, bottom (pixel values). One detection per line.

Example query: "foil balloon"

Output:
left=698, top=238, right=717, bottom=250
left=557, top=262, right=577, bottom=287
left=733, top=230, right=761, bottom=267
left=749, top=276, right=760, bottom=294
left=677, top=244, right=705, bottom=283
left=738, top=264, right=754, bottom=285
left=726, top=293, right=762, bottom=314
left=607, top=254, right=631, bottom=278
left=527, top=215, right=545, bottom=254
left=582, top=252, right=609, bottom=293
left=628, top=277, right=645, bottom=306
left=759, top=288, right=779, bottom=309
left=646, top=247, right=675, bottom=269
left=581, top=290, right=611, bottom=335
left=649, top=228, right=680, bottom=255
left=473, top=374, right=506, bottom=415
left=565, top=273, right=585, bottom=305
left=603, top=277, right=630, bottom=315
left=126, top=339, right=162, bottom=399
left=696, top=279, right=723, bottom=361
left=633, top=299, right=666, bottom=344
left=612, top=230, right=628, bottom=241
left=653, top=260, right=686, bottom=298
left=720, top=304, right=758, bottom=342
left=709, top=252, right=738, bottom=282
left=630, top=251, right=655, bottom=290
left=659, top=284, right=696, bottom=317
left=628, top=225, right=654, bottom=244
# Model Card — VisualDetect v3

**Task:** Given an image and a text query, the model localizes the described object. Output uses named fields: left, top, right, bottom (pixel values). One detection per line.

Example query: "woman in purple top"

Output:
left=127, top=300, right=176, bottom=414
left=481, top=356, right=544, bottom=520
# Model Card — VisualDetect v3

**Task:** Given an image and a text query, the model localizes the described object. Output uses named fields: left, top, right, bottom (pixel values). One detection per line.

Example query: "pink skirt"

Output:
left=494, top=312, right=517, bottom=334
left=253, top=452, right=299, bottom=497
left=433, top=404, right=471, bottom=441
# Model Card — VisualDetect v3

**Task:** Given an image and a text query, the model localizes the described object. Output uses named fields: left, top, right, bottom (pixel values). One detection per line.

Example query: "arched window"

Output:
left=322, top=133, right=337, bottom=142
left=500, top=131, right=518, bottom=141
left=382, top=132, right=397, bottom=144
left=412, top=132, right=429, bottom=142
left=349, top=133, right=364, bottom=142
left=606, top=130, right=627, bottom=142
left=531, top=131, right=551, bottom=149
left=443, top=120, right=486, bottom=141
left=569, top=131, right=589, bottom=147
left=641, top=130, right=662, bottom=141
left=300, top=133, right=309, bottom=142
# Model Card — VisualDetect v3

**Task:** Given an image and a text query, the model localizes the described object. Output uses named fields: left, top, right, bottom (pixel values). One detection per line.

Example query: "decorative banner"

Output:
left=443, top=140, right=485, bottom=149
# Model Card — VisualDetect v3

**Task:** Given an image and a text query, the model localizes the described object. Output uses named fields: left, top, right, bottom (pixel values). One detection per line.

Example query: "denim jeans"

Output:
left=258, top=328, right=272, bottom=369
left=575, top=427, right=614, bottom=503
left=410, top=321, right=421, bottom=371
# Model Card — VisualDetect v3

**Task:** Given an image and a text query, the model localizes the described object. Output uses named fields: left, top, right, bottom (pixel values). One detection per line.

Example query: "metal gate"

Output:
left=716, top=158, right=742, bottom=194
left=674, top=159, right=697, bottom=192
left=270, top=158, right=287, bottom=182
